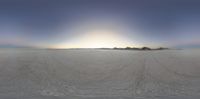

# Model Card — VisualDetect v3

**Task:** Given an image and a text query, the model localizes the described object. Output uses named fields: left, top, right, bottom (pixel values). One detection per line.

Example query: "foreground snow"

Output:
left=0, top=49, right=200, bottom=99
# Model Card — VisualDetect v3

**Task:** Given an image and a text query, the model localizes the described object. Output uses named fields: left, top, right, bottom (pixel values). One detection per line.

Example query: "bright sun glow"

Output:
left=53, top=30, right=138, bottom=48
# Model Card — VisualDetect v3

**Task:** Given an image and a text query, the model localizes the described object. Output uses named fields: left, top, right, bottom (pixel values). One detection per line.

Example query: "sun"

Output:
left=52, top=30, right=136, bottom=48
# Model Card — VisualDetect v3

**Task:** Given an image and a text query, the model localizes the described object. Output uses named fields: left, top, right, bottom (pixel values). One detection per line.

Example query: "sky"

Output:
left=0, top=0, right=200, bottom=48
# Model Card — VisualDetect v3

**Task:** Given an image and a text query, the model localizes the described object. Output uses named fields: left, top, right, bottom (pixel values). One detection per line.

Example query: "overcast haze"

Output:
left=0, top=0, right=200, bottom=48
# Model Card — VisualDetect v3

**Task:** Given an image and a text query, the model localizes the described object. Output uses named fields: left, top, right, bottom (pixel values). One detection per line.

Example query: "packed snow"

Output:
left=0, top=49, right=200, bottom=99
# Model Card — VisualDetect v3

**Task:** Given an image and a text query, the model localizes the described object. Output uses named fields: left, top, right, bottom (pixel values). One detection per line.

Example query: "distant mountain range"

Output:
left=1, top=44, right=199, bottom=49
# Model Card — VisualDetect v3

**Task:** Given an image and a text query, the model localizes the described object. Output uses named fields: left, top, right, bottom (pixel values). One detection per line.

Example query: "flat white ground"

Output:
left=0, top=49, right=200, bottom=99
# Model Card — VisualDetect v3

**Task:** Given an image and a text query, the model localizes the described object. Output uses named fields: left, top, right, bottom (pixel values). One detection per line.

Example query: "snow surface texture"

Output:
left=0, top=49, right=200, bottom=99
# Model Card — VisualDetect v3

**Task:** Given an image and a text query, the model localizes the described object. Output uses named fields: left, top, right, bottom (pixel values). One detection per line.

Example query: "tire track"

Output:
left=130, top=53, right=148, bottom=97
left=151, top=53, right=200, bottom=78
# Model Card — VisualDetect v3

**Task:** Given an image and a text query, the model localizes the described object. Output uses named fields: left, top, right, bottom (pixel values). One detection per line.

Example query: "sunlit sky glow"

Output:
left=53, top=30, right=136, bottom=48
left=0, top=0, right=200, bottom=48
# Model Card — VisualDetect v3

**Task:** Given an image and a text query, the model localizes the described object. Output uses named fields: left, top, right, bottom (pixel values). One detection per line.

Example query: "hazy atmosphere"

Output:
left=0, top=0, right=200, bottom=99
left=0, top=0, right=200, bottom=48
